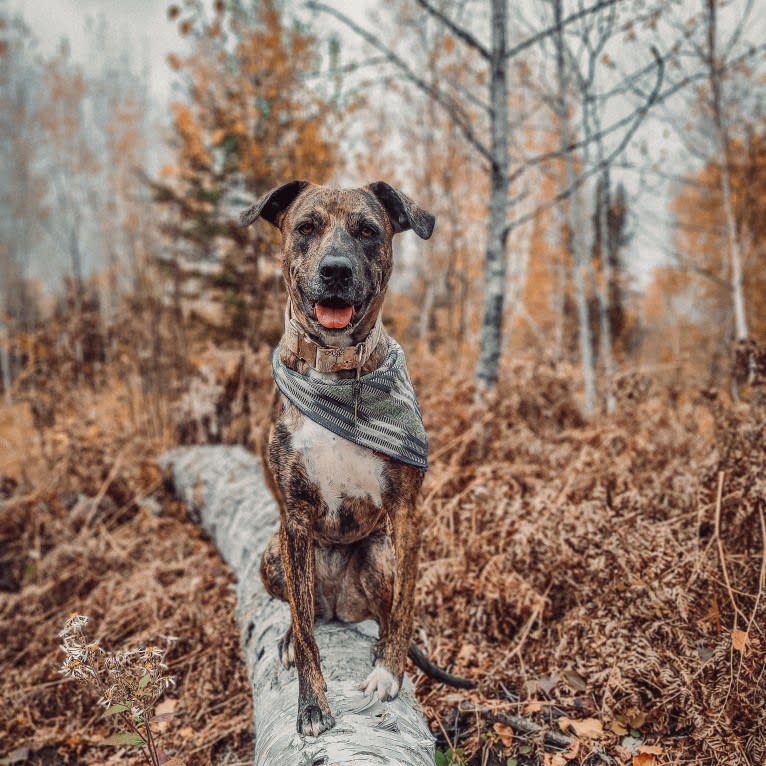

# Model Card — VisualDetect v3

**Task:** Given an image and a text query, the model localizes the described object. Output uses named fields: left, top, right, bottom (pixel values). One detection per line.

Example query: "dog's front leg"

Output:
left=361, top=495, right=422, bottom=700
left=279, top=524, right=335, bottom=736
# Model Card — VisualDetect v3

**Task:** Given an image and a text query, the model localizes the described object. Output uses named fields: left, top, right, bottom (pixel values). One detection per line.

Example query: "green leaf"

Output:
left=520, top=744, right=532, bottom=754
left=630, top=728, right=641, bottom=738
left=506, top=759, right=519, bottom=766
left=105, top=732, right=146, bottom=748
left=106, top=703, right=130, bottom=715
left=139, top=672, right=151, bottom=689
left=435, top=751, right=448, bottom=766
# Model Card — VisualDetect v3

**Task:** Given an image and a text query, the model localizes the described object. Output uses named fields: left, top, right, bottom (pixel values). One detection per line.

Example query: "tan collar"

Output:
left=281, top=301, right=384, bottom=374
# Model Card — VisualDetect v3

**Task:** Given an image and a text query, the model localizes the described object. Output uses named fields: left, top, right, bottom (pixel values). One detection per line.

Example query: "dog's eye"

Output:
left=297, top=222, right=315, bottom=236
left=358, top=225, right=377, bottom=239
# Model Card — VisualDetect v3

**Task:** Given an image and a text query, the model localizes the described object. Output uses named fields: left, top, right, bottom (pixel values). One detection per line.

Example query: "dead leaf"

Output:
left=543, top=755, right=567, bottom=766
left=625, top=708, right=648, bottom=729
left=632, top=754, right=657, bottom=766
left=562, top=739, right=580, bottom=760
left=638, top=745, right=664, bottom=755
left=561, top=669, right=587, bottom=692
left=610, top=719, right=628, bottom=735
left=524, top=674, right=559, bottom=695
left=558, top=716, right=603, bottom=739
left=731, top=629, right=748, bottom=652
left=456, top=642, right=476, bottom=665
left=493, top=721, right=514, bottom=747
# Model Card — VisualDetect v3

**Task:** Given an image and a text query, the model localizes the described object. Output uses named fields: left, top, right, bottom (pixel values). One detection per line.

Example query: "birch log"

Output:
left=160, top=445, right=436, bottom=766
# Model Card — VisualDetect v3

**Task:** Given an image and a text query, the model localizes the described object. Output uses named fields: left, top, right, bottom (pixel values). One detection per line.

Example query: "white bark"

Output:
left=475, top=0, right=510, bottom=390
left=553, top=0, right=596, bottom=417
left=706, top=0, right=749, bottom=343
left=160, top=445, right=435, bottom=766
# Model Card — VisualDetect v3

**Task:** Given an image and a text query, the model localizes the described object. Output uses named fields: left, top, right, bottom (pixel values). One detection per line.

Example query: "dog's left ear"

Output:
left=367, top=181, right=436, bottom=240
left=240, top=180, right=310, bottom=228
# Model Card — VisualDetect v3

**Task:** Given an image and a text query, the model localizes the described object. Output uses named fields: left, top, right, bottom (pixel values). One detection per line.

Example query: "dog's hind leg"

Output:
left=361, top=469, right=422, bottom=700
left=260, top=532, right=296, bottom=669
left=354, top=532, right=399, bottom=699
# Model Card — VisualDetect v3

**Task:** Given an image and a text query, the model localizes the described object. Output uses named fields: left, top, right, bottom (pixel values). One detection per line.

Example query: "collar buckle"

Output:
left=281, top=301, right=383, bottom=374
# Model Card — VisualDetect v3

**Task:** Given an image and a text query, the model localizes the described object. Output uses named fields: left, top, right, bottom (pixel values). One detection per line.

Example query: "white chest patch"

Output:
left=290, top=416, right=384, bottom=513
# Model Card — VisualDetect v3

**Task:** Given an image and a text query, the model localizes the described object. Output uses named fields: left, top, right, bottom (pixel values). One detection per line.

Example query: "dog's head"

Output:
left=241, top=181, right=435, bottom=345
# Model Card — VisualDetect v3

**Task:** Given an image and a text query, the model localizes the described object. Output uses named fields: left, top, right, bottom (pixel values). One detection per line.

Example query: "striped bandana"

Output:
left=272, top=340, right=429, bottom=470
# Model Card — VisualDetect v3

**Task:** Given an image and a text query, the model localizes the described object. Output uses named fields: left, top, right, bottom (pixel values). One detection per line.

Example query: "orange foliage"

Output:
left=165, top=0, right=338, bottom=190
left=153, top=0, right=343, bottom=342
left=643, top=130, right=766, bottom=381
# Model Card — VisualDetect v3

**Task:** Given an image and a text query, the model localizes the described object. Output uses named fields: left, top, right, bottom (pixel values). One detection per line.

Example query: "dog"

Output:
left=240, top=181, right=468, bottom=737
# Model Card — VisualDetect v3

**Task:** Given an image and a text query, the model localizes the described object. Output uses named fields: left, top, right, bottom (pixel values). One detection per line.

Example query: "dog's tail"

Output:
left=407, top=644, right=476, bottom=689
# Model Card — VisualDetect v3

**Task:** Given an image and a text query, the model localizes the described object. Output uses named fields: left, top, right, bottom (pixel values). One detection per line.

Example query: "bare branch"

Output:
left=301, top=55, right=391, bottom=81
left=668, top=255, right=731, bottom=290
left=503, top=46, right=664, bottom=237
left=508, top=47, right=664, bottom=187
left=413, top=0, right=490, bottom=60
left=505, top=0, right=626, bottom=60
left=306, top=1, right=494, bottom=165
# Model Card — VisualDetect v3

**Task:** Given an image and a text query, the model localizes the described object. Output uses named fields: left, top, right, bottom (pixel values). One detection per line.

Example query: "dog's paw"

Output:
left=297, top=703, right=336, bottom=737
left=278, top=629, right=295, bottom=670
left=359, top=664, right=401, bottom=701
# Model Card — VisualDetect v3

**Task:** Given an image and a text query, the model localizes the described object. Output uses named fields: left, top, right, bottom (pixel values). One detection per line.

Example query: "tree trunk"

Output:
left=553, top=0, right=596, bottom=416
left=595, top=171, right=615, bottom=413
left=706, top=0, right=749, bottom=344
left=475, top=0, right=509, bottom=390
left=160, top=445, right=435, bottom=766
left=0, top=323, right=11, bottom=405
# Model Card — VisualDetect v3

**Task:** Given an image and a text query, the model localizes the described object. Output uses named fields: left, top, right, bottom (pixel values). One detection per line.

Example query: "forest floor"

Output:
left=1, top=341, right=764, bottom=766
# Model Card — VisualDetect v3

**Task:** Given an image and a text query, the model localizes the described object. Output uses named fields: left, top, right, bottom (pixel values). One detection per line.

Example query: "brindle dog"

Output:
left=240, top=181, right=435, bottom=737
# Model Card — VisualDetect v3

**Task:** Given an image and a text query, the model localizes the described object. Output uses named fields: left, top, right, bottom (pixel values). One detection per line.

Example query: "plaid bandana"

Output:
left=272, top=340, right=428, bottom=470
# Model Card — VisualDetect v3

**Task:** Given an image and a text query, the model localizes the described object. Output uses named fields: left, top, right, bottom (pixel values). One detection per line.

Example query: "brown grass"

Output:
left=1, top=337, right=764, bottom=765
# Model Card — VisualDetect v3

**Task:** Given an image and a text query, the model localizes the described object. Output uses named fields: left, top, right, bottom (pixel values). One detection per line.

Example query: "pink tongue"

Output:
left=315, top=303, right=353, bottom=329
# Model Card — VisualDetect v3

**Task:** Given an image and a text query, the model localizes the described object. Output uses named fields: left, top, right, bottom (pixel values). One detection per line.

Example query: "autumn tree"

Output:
left=521, top=0, right=666, bottom=413
left=0, top=10, right=46, bottom=333
left=152, top=0, right=341, bottom=343
left=309, top=0, right=664, bottom=403
left=350, top=1, right=488, bottom=358
left=0, top=6, right=158, bottom=397
left=638, top=0, right=766, bottom=380
left=645, top=129, right=766, bottom=384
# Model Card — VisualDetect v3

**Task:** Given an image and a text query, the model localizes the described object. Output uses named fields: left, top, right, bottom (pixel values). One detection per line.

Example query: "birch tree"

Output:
left=309, top=0, right=664, bottom=397
left=0, top=11, right=45, bottom=333
left=703, top=0, right=749, bottom=345
left=638, top=0, right=765, bottom=382
left=552, top=0, right=597, bottom=415
left=541, top=1, right=636, bottom=413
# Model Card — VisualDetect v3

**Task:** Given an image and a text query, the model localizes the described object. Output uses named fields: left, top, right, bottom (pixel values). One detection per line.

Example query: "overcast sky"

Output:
left=9, top=0, right=764, bottom=286
left=10, top=0, right=182, bottom=103
left=8, top=0, right=377, bottom=106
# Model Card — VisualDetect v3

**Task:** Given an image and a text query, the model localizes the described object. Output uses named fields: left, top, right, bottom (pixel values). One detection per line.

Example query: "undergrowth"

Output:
left=1, top=322, right=764, bottom=765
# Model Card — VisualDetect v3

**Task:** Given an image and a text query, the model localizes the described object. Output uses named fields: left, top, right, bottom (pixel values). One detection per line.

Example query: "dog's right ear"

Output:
left=240, top=180, right=310, bottom=228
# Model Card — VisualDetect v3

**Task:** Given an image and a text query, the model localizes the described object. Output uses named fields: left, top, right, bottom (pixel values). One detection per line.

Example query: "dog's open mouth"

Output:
left=314, top=298, right=354, bottom=330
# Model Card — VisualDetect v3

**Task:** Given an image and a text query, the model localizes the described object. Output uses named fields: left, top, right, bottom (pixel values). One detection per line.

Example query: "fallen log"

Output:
left=161, top=445, right=435, bottom=766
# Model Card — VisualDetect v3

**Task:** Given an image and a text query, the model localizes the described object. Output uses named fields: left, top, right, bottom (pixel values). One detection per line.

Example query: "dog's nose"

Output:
left=319, top=255, right=353, bottom=287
